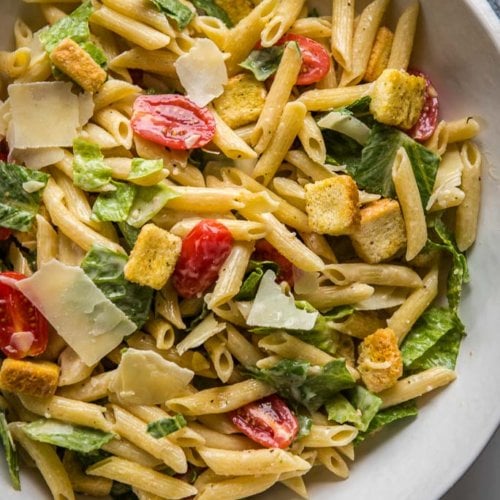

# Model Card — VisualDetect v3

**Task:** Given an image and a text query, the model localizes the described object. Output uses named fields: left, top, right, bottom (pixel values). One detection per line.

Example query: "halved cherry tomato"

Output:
left=253, top=240, right=294, bottom=285
left=131, top=95, right=216, bottom=150
left=276, top=34, right=331, bottom=86
left=406, top=69, right=439, bottom=142
left=0, top=272, right=49, bottom=358
left=0, top=227, right=11, bottom=240
left=231, top=395, right=299, bottom=449
left=172, top=219, right=233, bottom=299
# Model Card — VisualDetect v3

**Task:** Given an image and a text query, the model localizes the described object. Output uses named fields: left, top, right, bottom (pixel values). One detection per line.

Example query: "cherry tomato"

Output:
left=131, top=94, right=216, bottom=150
left=231, top=395, right=299, bottom=449
left=407, top=69, right=439, bottom=142
left=0, top=227, right=11, bottom=240
left=253, top=240, right=294, bottom=285
left=0, top=272, right=49, bottom=359
left=276, top=34, right=331, bottom=86
left=172, top=220, right=233, bottom=299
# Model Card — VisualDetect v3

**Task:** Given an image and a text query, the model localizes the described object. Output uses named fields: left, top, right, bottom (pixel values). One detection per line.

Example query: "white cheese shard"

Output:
left=16, top=260, right=136, bottom=366
left=109, top=348, right=194, bottom=405
left=246, top=270, right=319, bottom=330
left=317, top=111, right=371, bottom=145
left=8, top=82, right=81, bottom=148
left=12, top=147, right=65, bottom=170
left=174, top=38, right=228, bottom=107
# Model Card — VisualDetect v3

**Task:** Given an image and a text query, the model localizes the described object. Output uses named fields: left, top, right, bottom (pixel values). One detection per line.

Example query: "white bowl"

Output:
left=1, top=1, right=499, bottom=499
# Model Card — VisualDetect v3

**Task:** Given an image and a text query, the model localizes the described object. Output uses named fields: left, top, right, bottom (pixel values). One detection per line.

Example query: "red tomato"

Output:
left=131, top=95, right=216, bottom=150
left=0, top=227, right=11, bottom=240
left=276, top=34, right=331, bottom=86
left=172, top=220, right=233, bottom=299
left=253, top=240, right=294, bottom=285
left=0, top=272, right=49, bottom=359
left=231, top=395, right=299, bottom=449
left=407, top=69, right=439, bottom=142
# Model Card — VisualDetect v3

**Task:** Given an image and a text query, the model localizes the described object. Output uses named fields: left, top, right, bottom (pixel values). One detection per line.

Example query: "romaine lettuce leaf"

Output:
left=146, top=415, right=187, bottom=438
left=348, top=124, right=440, bottom=208
left=151, top=0, right=195, bottom=30
left=117, top=222, right=140, bottom=251
left=128, top=158, right=164, bottom=185
left=81, top=245, right=154, bottom=328
left=247, top=358, right=356, bottom=412
left=191, top=0, right=233, bottom=27
left=73, top=139, right=112, bottom=192
left=92, top=181, right=137, bottom=222
left=326, top=393, right=361, bottom=427
left=0, top=161, right=49, bottom=231
left=240, top=45, right=286, bottom=81
left=234, top=260, right=279, bottom=301
left=295, top=414, right=313, bottom=440
left=0, top=412, right=20, bottom=490
left=22, top=419, right=114, bottom=453
left=323, top=129, right=363, bottom=168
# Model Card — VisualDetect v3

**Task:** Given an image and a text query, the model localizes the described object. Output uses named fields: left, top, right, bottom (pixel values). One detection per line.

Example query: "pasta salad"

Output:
left=0, top=0, right=481, bottom=499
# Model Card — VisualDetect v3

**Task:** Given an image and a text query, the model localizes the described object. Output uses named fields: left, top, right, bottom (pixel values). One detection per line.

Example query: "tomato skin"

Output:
left=253, top=240, right=294, bottom=285
left=131, top=95, right=216, bottom=150
left=0, top=227, right=12, bottom=240
left=172, top=220, right=233, bottom=299
left=407, top=69, right=439, bottom=142
left=0, top=272, right=49, bottom=359
left=231, top=395, right=299, bottom=449
left=277, top=34, right=331, bottom=86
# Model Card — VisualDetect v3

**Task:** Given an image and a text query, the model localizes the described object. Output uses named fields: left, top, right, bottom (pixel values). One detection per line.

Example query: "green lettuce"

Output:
left=73, top=139, right=112, bottom=192
left=23, top=419, right=114, bottom=453
left=128, top=158, right=164, bottom=184
left=0, top=412, right=20, bottom=490
left=235, top=261, right=279, bottom=301
left=126, top=184, right=179, bottom=228
left=348, top=123, right=440, bottom=208
left=295, top=414, right=313, bottom=440
left=240, top=45, right=286, bottom=81
left=355, top=400, right=418, bottom=445
left=81, top=245, right=154, bottom=328
left=0, top=161, right=49, bottom=231
left=117, top=222, right=140, bottom=251
left=151, top=0, right=195, bottom=30
left=92, top=181, right=137, bottom=222
left=247, top=359, right=356, bottom=412
left=323, top=129, right=363, bottom=168
left=191, top=0, right=233, bottom=27
left=147, top=415, right=187, bottom=438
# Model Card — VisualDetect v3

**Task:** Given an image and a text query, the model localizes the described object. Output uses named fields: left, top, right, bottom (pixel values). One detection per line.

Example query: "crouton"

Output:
left=369, top=69, right=426, bottom=129
left=0, top=359, right=60, bottom=398
left=50, top=38, right=107, bottom=93
left=213, top=73, right=267, bottom=129
left=350, top=199, right=406, bottom=263
left=304, top=176, right=360, bottom=235
left=124, top=223, right=181, bottom=290
left=357, top=328, right=403, bottom=393
left=364, top=27, right=394, bottom=82
left=214, top=0, right=257, bottom=25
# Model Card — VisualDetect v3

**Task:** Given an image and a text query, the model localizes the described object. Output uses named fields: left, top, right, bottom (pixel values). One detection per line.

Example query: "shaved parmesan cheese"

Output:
left=176, top=313, right=226, bottom=356
left=110, top=349, right=194, bottom=405
left=16, top=260, right=136, bottom=366
left=246, top=270, right=318, bottom=330
left=12, top=147, right=65, bottom=170
left=78, top=92, right=94, bottom=127
left=318, top=111, right=371, bottom=145
left=22, top=180, right=46, bottom=193
left=8, top=82, right=81, bottom=148
left=355, top=286, right=408, bottom=311
left=174, top=39, right=228, bottom=107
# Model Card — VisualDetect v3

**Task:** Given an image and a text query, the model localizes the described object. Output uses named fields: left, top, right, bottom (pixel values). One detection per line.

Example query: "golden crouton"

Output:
left=213, top=73, right=267, bottom=129
left=350, top=199, right=406, bottom=263
left=0, top=359, right=60, bottom=398
left=215, top=0, right=257, bottom=25
left=304, top=176, right=360, bottom=235
left=124, top=223, right=181, bottom=290
left=357, top=328, right=403, bottom=393
left=50, top=38, right=107, bottom=93
left=364, top=27, right=394, bottom=82
left=369, top=69, right=426, bottom=129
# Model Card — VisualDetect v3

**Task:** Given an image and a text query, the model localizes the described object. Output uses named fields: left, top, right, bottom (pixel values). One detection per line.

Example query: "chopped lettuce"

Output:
left=73, top=139, right=112, bottom=192
left=427, top=217, right=470, bottom=311
left=355, top=400, right=418, bottom=445
left=151, top=0, right=195, bottom=30
left=326, top=393, right=361, bottom=426
left=348, top=124, right=440, bottom=208
left=146, top=415, right=187, bottom=438
left=0, top=161, right=49, bottom=232
left=126, top=184, right=179, bottom=228
left=0, top=412, right=20, bottom=490
left=117, top=222, right=140, bottom=251
left=92, top=181, right=137, bottom=222
left=235, top=260, right=279, bottom=301
left=247, top=358, right=356, bottom=412
left=323, top=129, right=363, bottom=168
left=75, top=449, right=110, bottom=468
left=128, top=158, right=164, bottom=185
left=240, top=45, right=286, bottom=81
left=22, top=419, right=114, bottom=453
left=295, top=414, right=313, bottom=440
left=191, top=0, right=233, bottom=27
left=81, top=245, right=154, bottom=328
